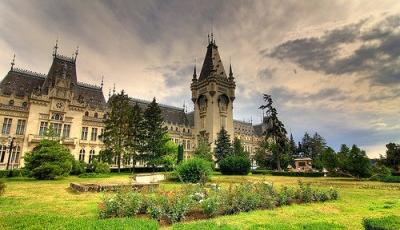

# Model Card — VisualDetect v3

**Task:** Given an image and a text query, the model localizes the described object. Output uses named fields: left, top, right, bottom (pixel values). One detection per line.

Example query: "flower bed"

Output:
left=98, top=181, right=339, bottom=225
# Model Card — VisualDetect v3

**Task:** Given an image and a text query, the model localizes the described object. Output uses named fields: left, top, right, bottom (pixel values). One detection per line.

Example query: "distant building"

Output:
left=294, top=158, right=313, bottom=172
left=0, top=36, right=266, bottom=169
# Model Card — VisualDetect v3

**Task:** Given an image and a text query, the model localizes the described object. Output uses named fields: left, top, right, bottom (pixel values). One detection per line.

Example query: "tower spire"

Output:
left=113, top=83, right=116, bottom=95
left=74, top=46, right=79, bottom=62
left=53, top=39, right=58, bottom=57
left=10, top=54, right=15, bottom=71
left=192, top=60, right=197, bottom=80
left=108, top=88, right=111, bottom=99
left=101, top=76, right=104, bottom=89
left=229, top=59, right=234, bottom=80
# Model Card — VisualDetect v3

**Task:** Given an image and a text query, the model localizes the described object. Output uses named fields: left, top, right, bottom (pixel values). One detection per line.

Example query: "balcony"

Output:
left=28, top=134, right=77, bottom=145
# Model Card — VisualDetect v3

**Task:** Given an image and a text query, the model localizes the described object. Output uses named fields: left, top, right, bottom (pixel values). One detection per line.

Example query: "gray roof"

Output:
left=199, top=41, right=228, bottom=81
left=130, top=98, right=192, bottom=126
left=233, top=120, right=264, bottom=137
left=0, top=68, right=45, bottom=97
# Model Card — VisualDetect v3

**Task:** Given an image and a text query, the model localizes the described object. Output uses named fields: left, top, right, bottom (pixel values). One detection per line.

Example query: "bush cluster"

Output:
left=270, top=171, right=325, bottom=177
left=175, top=158, right=212, bottom=184
left=363, top=215, right=400, bottom=230
left=98, top=181, right=339, bottom=224
left=0, top=169, right=27, bottom=178
left=219, top=155, right=251, bottom=175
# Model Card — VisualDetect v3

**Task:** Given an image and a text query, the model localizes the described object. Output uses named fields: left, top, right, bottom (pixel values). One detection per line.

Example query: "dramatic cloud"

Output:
left=1, top=0, right=400, bottom=157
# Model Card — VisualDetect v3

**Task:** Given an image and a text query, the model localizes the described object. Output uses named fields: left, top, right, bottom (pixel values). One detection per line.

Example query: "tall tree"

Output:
left=214, top=128, right=233, bottom=163
left=337, top=144, right=372, bottom=178
left=177, top=144, right=184, bottom=164
left=143, top=98, right=169, bottom=171
left=126, top=103, right=146, bottom=169
left=259, top=94, right=288, bottom=171
left=101, top=91, right=131, bottom=173
left=289, top=133, right=297, bottom=155
left=300, top=132, right=312, bottom=156
left=321, top=147, right=338, bottom=172
left=193, top=136, right=213, bottom=162
left=384, top=143, right=400, bottom=171
left=233, top=137, right=247, bottom=157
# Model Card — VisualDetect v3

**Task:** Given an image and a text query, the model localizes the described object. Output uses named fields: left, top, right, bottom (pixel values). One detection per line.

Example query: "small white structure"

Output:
left=132, top=173, right=165, bottom=184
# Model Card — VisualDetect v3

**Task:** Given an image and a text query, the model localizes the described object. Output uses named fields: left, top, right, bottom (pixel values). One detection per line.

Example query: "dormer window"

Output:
left=85, top=111, right=89, bottom=116
left=8, top=100, right=14, bottom=106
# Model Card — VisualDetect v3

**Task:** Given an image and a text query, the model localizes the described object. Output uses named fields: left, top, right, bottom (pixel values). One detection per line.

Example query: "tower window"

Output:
left=84, top=111, right=89, bottom=116
left=94, top=113, right=98, bottom=118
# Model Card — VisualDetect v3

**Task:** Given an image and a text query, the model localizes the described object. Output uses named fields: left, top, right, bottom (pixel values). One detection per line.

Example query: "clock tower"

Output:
left=191, top=35, right=236, bottom=148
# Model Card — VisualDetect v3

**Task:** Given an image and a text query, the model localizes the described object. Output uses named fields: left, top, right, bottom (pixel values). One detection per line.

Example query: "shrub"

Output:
left=276, top=186, right=295, bottom=206
left=71, top=160, right=86, bottom=175
left=147, top=196, right=165, bottom=221
left=99, top=190, right=144, bottom=219
left=162, top=193, right=192, bottom=224
left=175, top=158, right=212, bottom=184
left=271, top=171, right=324, bottom=177
left=201, top=196, right=220, bottom=217
left=220, top=183, right=262, bottom=214
left=219, top=155, right=251, bottom=175
left=363, top=215, right=400, bottom=230
left=0, top=180, right=5, bottom=196
left=24, top=140, right=74, bottom=180
left=0, top=169, right=26, bottom=178
left=94, top=162, right=111, bottom=174
left=378, top=176, right=400, bottom=183
left=253, top=182, right=276, bottom=209
left=295, top=181, right=313, bottom=203
left=78, top=173, right=110, bottom=178
left=328, top=188, right=339, bottom=200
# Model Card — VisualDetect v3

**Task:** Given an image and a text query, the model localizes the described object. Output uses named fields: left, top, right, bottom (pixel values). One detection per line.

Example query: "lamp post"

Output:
left=5, top=137, right=15, bottom=170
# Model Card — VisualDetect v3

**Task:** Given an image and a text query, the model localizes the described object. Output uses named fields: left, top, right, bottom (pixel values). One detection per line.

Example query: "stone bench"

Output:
left=131, top=173, right=165, bottom=184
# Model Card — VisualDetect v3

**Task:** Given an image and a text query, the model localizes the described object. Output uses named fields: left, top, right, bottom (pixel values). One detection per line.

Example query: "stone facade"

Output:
left=0, top=38, right=266, bottom=169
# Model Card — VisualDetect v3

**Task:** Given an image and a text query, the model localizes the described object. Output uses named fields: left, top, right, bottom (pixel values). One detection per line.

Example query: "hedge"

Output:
left=363, top=216, right=400, bottom=230
left=270, top=171, right=324, bottom=177
left=251, top=169, right=273, bottom=175
left=379, top=176, right=400, bottom=183
left=0, top=169, right=27, bottom=178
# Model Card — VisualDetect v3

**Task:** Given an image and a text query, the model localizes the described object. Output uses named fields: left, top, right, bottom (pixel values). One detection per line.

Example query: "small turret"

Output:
left=10, top=54, right=15, bottom=71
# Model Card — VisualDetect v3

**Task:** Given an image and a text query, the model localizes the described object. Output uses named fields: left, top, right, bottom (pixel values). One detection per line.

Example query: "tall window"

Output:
left=0, top=145, right=6, bottom=163
left=39, top=121, right=48, bottom=136
left=183, top=140, right=186, bottom=150
left=99, top=128, right=104, bottom=142
left=79, top=149, right=85, bottom=162
left=11, top=146, right=21, bottom=164
left=51, top=123, right=62, bottom=136
left=91, top=128, right=98, bottom=141
left=2, top=118, right=12, bottom=135
left=187, top=141, right=191, bottom=150
left=51, top=113, right=63, bottom=121
left=62, top=124, right=71, bottom=138
left=81, top=127, right=88, bottom=140
left=89, top=150, right=95, bottom=163
left=16, top=119, right=26, bottom=135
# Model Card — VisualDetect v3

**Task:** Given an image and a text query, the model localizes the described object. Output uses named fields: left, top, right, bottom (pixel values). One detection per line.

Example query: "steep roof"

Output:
left=42, top=55, right=77, bottom=93
left=199, top=40, right=228, bottom=81
left=130, top=98, right=192, bottom=126
left=0, top=68, right=46, bottom=97
left=75, top=83, right=106, bottom=108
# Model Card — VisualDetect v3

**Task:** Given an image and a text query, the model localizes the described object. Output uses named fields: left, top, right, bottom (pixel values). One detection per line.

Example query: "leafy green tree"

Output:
left=337, top=144, right=372, bottom=178
left=24, top=140, right=74, bottom=180
left=259, top=94, right=288, bottom=171
left=126, top=103, right=146, bottom=169
left=193, top=137, right=213, bottom=162
left=101, top=90, right=131, bottom=173
left=177, top=144, right=184, bottom=164
left=254, top=139, right=290, bottom=170
left=384, top=143, right=400, bottom=171
left=143, top=98, right=169, bottom=171
left=214, top=128, right=233, bottom=163
left=321, top=147, right=338, bottom=172
left=160, top=135, right=178, bottom=171
left=233, top=137, right=248, bottom=158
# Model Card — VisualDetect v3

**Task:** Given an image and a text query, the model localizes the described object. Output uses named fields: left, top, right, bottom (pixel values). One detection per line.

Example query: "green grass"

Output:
left=1, top=174, right=400, bottom=229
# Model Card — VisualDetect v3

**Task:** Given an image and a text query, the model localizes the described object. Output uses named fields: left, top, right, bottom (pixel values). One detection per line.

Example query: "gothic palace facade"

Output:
left=0, top=38, right=266, bottom=169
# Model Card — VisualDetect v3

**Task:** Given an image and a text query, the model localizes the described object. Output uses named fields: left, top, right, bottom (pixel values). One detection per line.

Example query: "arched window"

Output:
left=183, top=128, right=186, bottom=133
left=51, top=113, right=63, bottom=121
left=198, top=95, right=207, bottom=112
left=79, top=149, right=85, bottom=162
left=218, top=95, right=229, bottom=112
left=84, top=111, right=89, bottom=116
left=89, top=150, right=95, bottom=163
left=9, top=100, right=14, bottom=106
left=94, top=113, right=98, bottom=118
left=176, top=127, right=179, bottom=132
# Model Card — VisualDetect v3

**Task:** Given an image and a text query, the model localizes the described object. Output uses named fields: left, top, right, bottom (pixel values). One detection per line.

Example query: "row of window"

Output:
left=0, top=145, right=21, bottom=163
left=84, top=111, right=106, bottom=119
left=169, top=126, right=191, bottom=133
left=81, top=127, right=104, bottom=141
left=39, top=121, right=71, bottom=138
left=172, top=138, right=191, bottom=150
left=2, top=118, right=26, bottom=135
left=78, top=149, right=96, bottom=163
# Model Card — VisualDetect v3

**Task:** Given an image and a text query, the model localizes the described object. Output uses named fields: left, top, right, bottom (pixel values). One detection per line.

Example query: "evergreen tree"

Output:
left=336, top=144, right=372, bottom=178
left=101, top=91, right=131, bottom=173
left=301, top=132, right=312, bottom=156
left=214, top=128, right=233, bottom=163
left=177, top=144, right=184, bottom=164
left=126, top=103, right=146, bottom=169
left=289, top=133, right=297, bottom=155
left=259, top=94, right=288, bottom=171
left=233, top=137, right=248, bottom=157
left=193, top=137, right=213, bottom=162
left=143, top=97, right=169, bottom=171
left=384, top=143, right=400, bottom=171
left=321, top=147, right=338, bottom=172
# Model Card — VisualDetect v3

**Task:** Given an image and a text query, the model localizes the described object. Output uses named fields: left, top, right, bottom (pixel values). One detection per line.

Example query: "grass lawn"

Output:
left=1, top=174, right=399, bottom=229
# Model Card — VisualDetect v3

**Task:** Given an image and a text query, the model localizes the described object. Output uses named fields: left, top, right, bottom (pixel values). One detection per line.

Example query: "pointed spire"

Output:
left=74, top=46, right=79, bottom=62
left=10, top=54, right=15, bottom=71
left=108, top=88, right=111, bottom=99
left=229, top=60, right=234, bottom=80
left=53, top=39, right=58, bottom=57
left=112, top=83, right=116, bottom=95
left=100, top=76, right=104, bottom=89
left=192, top=61, right=197, bottom=80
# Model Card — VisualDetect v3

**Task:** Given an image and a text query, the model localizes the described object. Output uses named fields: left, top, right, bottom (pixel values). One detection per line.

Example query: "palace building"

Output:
left=0, top=36, right=266, bottom=169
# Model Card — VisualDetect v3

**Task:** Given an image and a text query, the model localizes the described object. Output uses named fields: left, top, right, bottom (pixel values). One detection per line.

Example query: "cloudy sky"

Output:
left=1, top=0, right=399, bottom=157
